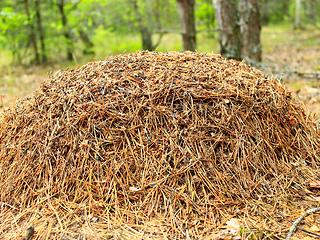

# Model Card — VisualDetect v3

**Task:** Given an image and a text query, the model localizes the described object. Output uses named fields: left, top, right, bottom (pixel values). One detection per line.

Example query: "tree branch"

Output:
left=285, top=207, right=320, bottom=240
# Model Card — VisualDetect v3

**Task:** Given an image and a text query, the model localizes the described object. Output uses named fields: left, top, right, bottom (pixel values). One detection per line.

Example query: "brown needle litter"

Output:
left=1, top=51, right=320, bottom=239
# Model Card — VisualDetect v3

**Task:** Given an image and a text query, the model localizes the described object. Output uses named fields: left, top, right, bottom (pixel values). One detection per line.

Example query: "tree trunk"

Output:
left=216, top=0, right=242, bottom=60
left=78, top=29, right=94, bottom=48
left=24, top=0, right=40, bottom=65
left=79, top=28, right=95, bottom=55
left=177, top=0, right=196, bottom=51
left=35, top=0, right=47, bottom=63
left=154, top=0, right=161, bottom=29
left=294, top=0, right=301, bottom=29
left=57, top=0, right=73, bottom=61
left=239, top=0, right=262, bottom=63
left=132, top=0, right=154, bottom=51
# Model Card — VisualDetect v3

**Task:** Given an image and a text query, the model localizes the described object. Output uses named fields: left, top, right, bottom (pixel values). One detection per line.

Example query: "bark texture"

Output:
left=239, top=0, right=262, bottom=62
left=177, top=0, right=196, bottom=51
left=216, top=0, right=242, bottom=60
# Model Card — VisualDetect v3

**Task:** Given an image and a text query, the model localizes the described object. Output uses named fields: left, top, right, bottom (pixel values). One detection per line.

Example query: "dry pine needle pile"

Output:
left=1, top=51, right=320, bottom=239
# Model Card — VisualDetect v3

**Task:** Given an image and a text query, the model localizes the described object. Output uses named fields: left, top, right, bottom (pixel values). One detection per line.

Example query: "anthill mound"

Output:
left=1, top=51, right=320, bottom=239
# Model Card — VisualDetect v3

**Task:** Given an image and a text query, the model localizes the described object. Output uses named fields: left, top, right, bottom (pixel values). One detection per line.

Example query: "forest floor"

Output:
left=260, top=26, right=320, bottom=122
left=1, top=26, right=320, bottom=239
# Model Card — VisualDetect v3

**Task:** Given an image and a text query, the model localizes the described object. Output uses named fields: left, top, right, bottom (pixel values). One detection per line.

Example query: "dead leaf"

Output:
left=306, top=195, right=320, bottom=201
left=226, top=218, right=242, bottom=230
left=308, top=225, right=320, bottom=233
left=309, top=181, right=320, bottom=188
left=129, top=186, right=142, bottom=191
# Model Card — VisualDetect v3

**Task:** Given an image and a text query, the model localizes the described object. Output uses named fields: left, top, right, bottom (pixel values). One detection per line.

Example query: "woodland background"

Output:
left=0, top=0, right=320, bottom=116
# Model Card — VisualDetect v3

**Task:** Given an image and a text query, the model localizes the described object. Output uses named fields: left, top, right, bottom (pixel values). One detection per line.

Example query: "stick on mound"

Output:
left=1, top=51, right=320, bottom=238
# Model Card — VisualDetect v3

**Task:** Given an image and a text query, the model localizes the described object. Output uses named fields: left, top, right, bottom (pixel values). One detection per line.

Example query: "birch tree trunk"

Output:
left=239, top=0, right=262, bottom=63
left=216, top=0, right=242, bottom=60
left=177, top=0, right=196, bottom=51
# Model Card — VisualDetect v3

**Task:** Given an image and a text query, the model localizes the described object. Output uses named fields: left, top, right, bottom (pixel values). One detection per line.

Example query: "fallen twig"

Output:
left=285, top=207, right=320, bottom=240
left=276, top=211, right=320, bottom=237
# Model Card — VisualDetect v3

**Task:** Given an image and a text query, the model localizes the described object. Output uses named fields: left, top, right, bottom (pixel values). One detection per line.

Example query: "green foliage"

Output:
left=0, top=5, right=30, bottom=63
left=260, top=0, right=291, bottom=25
left=92, top=26, right=142, bottom=58
left=240, top=226, right=272, bottom=240
left=195, top=0, right=216, bottom=32
left=260, top=0, right=320, bottom=27
left=0, top=7, right=28, bottom=44
left=125, top=0, right=180, bottom=34
left=0, top=7, right=24, bottom=31
left=0, top=0, right=319, bottom=65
